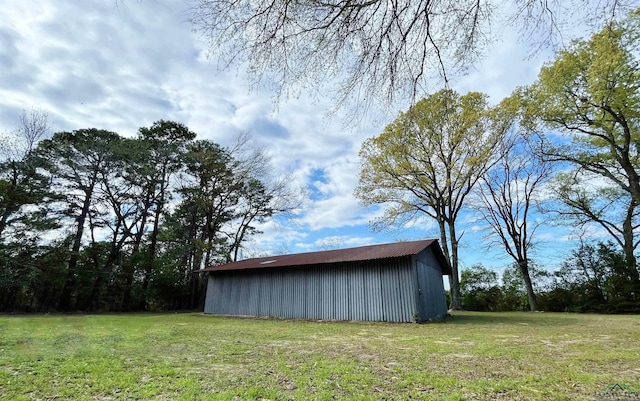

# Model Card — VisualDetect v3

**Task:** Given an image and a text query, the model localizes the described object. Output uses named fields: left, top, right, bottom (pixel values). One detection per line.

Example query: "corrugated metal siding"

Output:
left=414, top=248, right=448, bottom=321
left=204, top=258, right=417, bottom=322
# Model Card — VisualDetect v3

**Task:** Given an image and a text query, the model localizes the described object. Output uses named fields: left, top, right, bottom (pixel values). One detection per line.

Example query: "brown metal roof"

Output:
left=198, top=239, right=452, bottom=274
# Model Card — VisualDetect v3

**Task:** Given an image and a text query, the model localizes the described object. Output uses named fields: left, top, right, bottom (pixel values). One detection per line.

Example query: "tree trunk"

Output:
left=518, top=260, right=538, bottom=311
left=120, top=206, right=149, bottom=311
left=140, top=180, right=166, bottom=310
left=447, top=221, right=462, bottom=310
left=58, top=185, right=94, bottom=311
left=622, top=201, right=640, bottom=287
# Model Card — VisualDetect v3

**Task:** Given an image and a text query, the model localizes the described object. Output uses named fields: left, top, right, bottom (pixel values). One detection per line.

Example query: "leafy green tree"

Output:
left=551, top=171, right=639, bottom=279
left=136, top=121, right=196, bottom=309
left=153, top=140, right=241, bottom=309
left=548, top=242, right=639, bottom=313
left=460, top=264, right=503, bottom=311
left=36, top=129, right=122, bottom=310
left=0, top=110, right=54, bottom=241
left=500, top=262, right=551, bottom=311
left=521, top=9, right=640, bottom=286
left=356, top=89, right=507, bottom=309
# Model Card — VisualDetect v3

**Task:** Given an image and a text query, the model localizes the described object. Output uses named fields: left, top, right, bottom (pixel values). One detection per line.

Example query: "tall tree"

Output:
left=521, top=8, right=640, bottom=278
left=83, top=136, right=150, bottom=311
left=551, top=170, right=640, bottom=284
left=37, top=129, right=122, bottom=311
left=0, top=109, right=53, bottom=240
left=475, top=131, right=552, bottom=311
left=355, top=89, right=507, bottom=309
left=189, top=0, right=630, bottom=109
left=136, top=121, right=196, bottom=309
left=224, top=134, right=304, bottom=262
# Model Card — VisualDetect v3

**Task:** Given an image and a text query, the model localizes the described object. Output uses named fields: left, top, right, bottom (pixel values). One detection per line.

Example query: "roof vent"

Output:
left=260, top=260, right=276, bottom=265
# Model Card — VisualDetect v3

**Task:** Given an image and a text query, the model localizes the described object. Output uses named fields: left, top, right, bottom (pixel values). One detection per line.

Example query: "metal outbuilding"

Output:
left=199, top=239, right=451, bottom=322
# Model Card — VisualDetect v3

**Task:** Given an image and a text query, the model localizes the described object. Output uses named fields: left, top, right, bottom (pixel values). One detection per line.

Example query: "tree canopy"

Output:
left=520, top=8, right=640, bottom=288
left=189, top=0, right=634, bottom=110
left=0, top=119, right=299, bottom=312
left=355, top=89, right=508, bottom=309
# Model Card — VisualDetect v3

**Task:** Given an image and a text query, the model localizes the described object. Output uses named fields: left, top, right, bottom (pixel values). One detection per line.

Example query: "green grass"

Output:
left=0, top=312, right=638, bottom=400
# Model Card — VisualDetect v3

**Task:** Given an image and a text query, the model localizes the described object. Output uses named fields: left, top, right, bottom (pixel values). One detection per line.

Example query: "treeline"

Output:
left=0, top=117, right=296, bottom=312
left=460, top=242, right=640, bottom=313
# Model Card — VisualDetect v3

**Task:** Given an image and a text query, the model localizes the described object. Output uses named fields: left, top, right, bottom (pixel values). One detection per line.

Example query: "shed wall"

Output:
left=413, top=248, right=448, bottom=321
left=205, top=258, right=417, bottom=322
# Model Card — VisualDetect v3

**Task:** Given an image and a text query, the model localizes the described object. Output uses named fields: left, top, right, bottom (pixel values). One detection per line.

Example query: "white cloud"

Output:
left=1, top=0, right=595, bottom=265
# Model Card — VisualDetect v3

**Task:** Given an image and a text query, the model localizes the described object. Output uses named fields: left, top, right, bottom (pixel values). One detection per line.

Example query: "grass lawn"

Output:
left=0, top=312, right=639, bottom=400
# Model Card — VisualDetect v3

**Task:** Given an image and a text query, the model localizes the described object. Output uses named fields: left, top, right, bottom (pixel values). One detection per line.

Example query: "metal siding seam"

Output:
left=363, top=264, right=369, bottom=321
left=345, top=264, right=353, bottom=320
left=367, top=263, right=382, bottom=321
left=291, top=269, right=300, bottom=318
left=224, top=274, right=234, bottom=315
left=213, top=275, right=223, bottom=314
left=287, top=270, right=294, bottom=318
left=304, top=267, right=311, bottom=318
left=352, top=264, right=359, bottom=321
left=289, top=269, right=297, bottom=318
left=255, top=272, right=264, bottom=316
left=304, top=267, right=313, bottom=319
left=204, top=275, right=214, bottom=313
left=243, top=274, right=251, bottom=315
left=305, top=267, right=311, bottom=319
left=378, top=262, right=385, bottom=321
left=299, top=268, right=306, bottom=318
left=360, top=263, right=368, bottom=321
left=274, top=271, right=284, bottom=318
left=219, top=274, right=229, bottom=315
left=233, top=274, right=241, bottom=315
left=401, top=262, right=414, bottom=322
left=336, top=265, right=343, bottom=320
left=393, top=261, right=401, bottom=322
left=246, top=273, right=255, bottom=315
left=337, top=264, right=348, bottom=320
left=396, top=264, right=406, bottom=322
left=389, top=261, right=400, bottom=322
left=261, top=272, right=271, bottom=317
left=333, top=265, right=340, bottom=320
left=396, top=262, right=404, bottom=321
left=315, top=266, right=322, bottom=319
left=390, top=261, right=401, bottom=322
left=204, top=273, right=215, bottom=313
left=411, top=256, right=422, bottom=322
left=380, top=262, right=389, bottom=322
left=281, top=270, right=290, bottom=318
left=347, top=264, right=355, bottom=321
left=321, top=267, right=331, bottom=320
left=238, top=273, right=248, bottom=314
left=216, top=275, right=225, bottom=314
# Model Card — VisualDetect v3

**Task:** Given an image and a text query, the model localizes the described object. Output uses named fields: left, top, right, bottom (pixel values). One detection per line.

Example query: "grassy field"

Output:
left=0, top=312, right=638, bottom=400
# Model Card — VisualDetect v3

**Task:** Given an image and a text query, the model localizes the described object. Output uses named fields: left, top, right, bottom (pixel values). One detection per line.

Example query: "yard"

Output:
left=0, top=312, right=638, bottom=400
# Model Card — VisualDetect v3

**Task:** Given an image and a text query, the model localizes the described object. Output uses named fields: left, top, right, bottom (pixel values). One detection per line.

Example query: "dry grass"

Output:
left=0, top=312, right=639, bottom=400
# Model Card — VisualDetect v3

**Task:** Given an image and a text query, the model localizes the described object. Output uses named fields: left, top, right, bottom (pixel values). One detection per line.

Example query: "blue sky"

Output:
left=0, top=1, right=600, bottom=273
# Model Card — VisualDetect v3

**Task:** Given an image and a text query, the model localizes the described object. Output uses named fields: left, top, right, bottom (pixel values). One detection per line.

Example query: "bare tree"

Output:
left=225, top=133, right=305, bottom=261
left=189, top=0, right=633, bottom=110
left=1, top=109, right=52, bottom=162
left=475, top=134, right=552, bottom=311
left=0, top=109, right=53, bottom=240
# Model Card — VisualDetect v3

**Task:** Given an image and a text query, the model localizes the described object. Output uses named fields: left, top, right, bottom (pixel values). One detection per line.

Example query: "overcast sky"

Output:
left=1, top=1, right=595, bottom=271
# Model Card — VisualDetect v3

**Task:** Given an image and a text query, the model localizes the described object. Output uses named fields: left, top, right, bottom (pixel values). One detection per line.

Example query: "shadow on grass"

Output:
left=445, top=311, right=581, bottom=327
